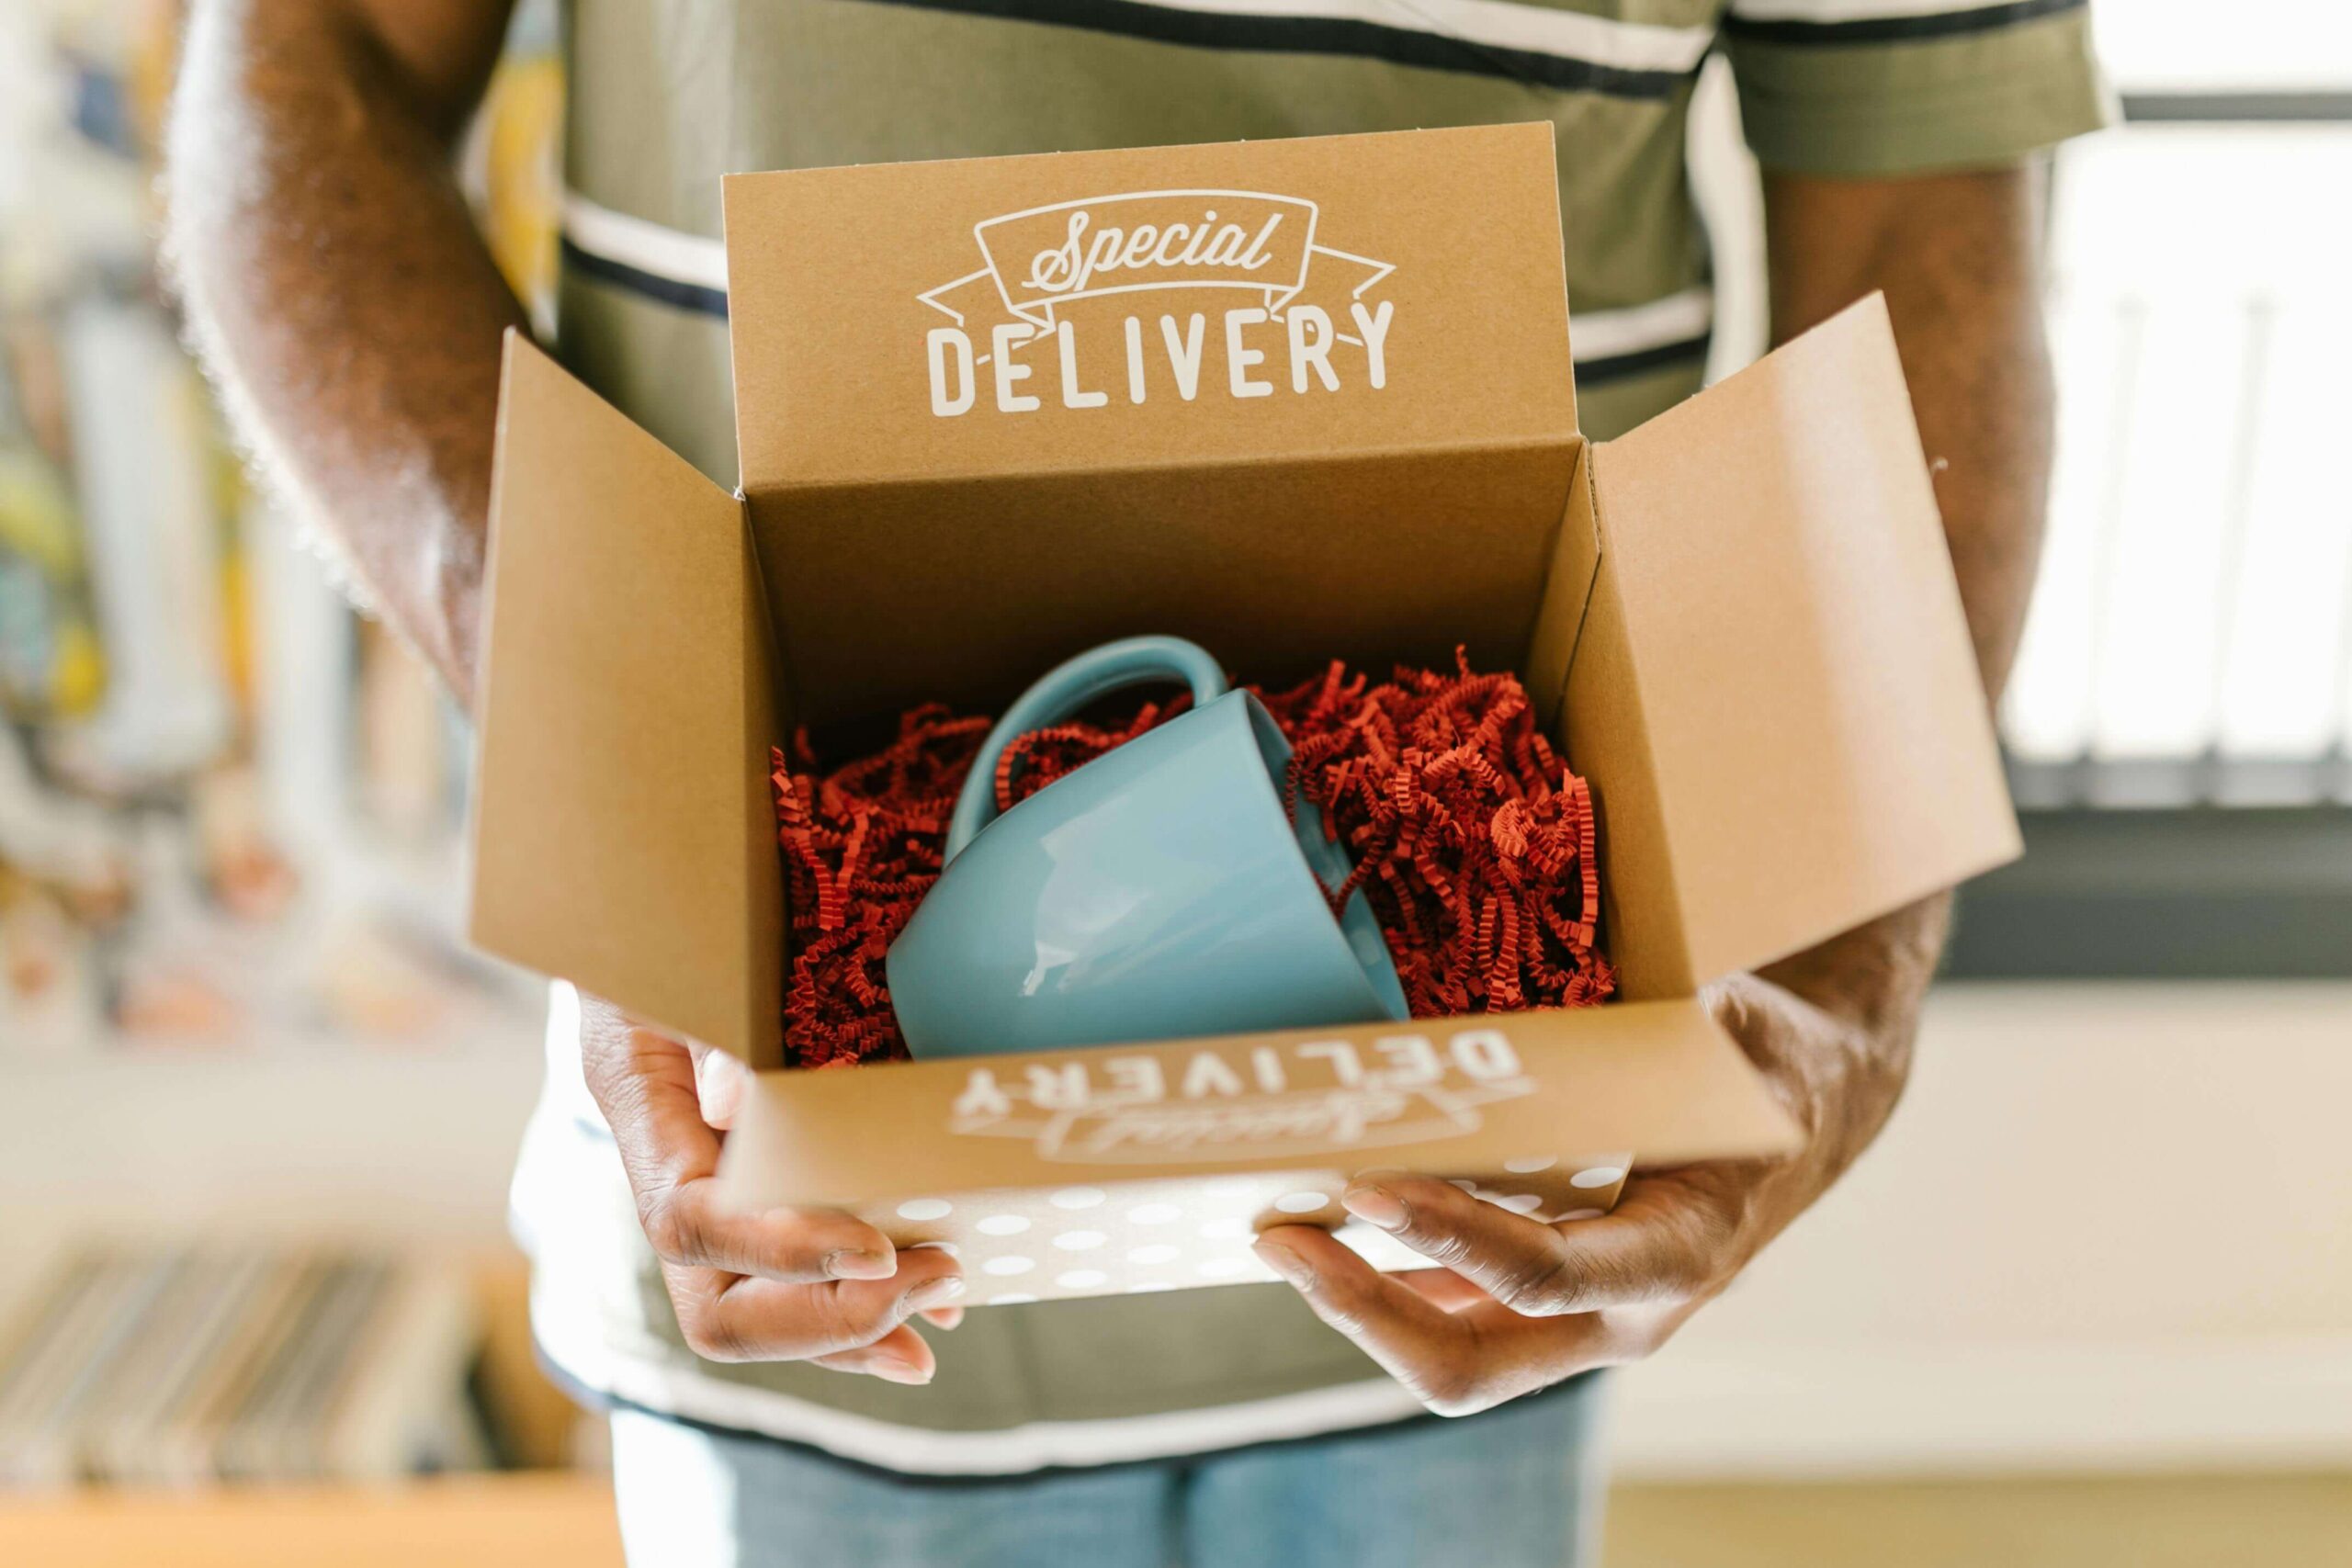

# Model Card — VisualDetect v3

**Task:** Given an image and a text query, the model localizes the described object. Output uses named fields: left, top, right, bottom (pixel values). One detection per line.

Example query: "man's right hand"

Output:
left=578, top=997, right=965, bottom=1384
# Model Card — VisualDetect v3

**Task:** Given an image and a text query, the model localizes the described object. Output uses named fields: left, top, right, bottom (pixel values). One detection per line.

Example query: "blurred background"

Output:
left=0, top=1, right=2346, bottom=1563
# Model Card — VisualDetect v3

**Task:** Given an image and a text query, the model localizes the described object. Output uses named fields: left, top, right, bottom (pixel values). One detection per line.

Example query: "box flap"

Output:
left=720, top=124, right=1584, bottom=724
left=468, top=333, right=784, bottom=1064
left=715, top=997, right=1798, bottom=1212
left=1589, top=297, right=2021, bottom=983
left=724, top=123, right=1577, bottom=491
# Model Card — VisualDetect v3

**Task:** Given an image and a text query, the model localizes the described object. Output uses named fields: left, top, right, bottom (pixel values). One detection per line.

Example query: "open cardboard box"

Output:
left=468, top=124, right=2018, bottom=1304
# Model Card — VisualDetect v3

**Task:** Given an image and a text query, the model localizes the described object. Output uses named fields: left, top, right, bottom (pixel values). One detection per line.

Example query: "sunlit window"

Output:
left=2002, top=2, right=2352, bottom=807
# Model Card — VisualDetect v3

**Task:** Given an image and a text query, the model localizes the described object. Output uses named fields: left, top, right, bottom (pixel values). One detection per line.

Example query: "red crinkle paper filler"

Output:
left=772, top=653, right=1615, bottom=1069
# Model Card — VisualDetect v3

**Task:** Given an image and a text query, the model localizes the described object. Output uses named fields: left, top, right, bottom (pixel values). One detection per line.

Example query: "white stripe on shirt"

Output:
left=1157, top=0, right=1715, bottom=73
left=562, top=193, right=729, bottom=291
left=531, top=1243, right=1429, bottom=1474
left=1568, top=286, right=1713, bottom=362
left=561, top=196, right=1713, bottom=365
left=1728, top=0, right=2041, bottom=22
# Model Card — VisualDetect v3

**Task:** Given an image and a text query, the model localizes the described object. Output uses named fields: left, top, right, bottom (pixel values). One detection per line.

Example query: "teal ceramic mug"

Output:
left=886, top=636, right=1410, bottom=1059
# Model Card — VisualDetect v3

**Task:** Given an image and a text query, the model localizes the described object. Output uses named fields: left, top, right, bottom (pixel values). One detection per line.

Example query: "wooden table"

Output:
left=0, top=1475, right=623, bottom=1568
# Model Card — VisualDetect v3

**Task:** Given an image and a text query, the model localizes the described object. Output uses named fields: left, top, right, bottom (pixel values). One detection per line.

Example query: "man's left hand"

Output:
left=1252, top=946, right=1928, bottom=1416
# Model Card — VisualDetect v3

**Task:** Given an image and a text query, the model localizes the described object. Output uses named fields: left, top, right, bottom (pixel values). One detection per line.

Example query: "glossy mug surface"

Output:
left=887, top=636, right=1410, bottom=1058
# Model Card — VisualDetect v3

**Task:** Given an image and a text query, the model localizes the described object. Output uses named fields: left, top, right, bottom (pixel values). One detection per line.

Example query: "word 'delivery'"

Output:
left=944, top=1029, right=1540, bottom=1162
left=919, top=187, right=1398, bottom=418
left=926, top=305, right=1394, bottom=417
left=953, top=1028, right=1528, bottom=1120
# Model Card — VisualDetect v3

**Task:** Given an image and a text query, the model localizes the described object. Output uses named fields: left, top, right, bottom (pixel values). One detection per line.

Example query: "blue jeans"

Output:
left=609, top=1378, right=1607, bottom=1568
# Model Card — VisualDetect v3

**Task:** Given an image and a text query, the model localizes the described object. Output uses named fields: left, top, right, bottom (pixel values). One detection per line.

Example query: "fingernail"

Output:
left=696, top=1065, right=744, bottom=1128
left=905, top=1276, right=967, bottom=1312
left=1253, top=1239, right=1316, bottom=1292
left=869, top=1356, right=934, bottom=1386
left=825, top=1248, right=896, bottom=1280
left=1341, top=1184, right=1409, bottom=1231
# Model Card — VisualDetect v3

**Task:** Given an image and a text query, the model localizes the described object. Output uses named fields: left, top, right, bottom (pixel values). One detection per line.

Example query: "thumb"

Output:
left=687, top=1042, right=752, bottom=1131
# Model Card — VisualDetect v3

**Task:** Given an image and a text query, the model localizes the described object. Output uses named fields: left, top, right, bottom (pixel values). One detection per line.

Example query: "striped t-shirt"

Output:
left=516, top=0, right=2108, bottom=1472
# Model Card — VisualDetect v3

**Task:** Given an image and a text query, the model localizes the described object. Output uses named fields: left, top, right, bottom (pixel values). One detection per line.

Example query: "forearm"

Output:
left=166, top=0, right=522, bottom=705
left=1750, top=164, right=2055, bottom=1144
left=1767, top=164, right=2054, bottom=700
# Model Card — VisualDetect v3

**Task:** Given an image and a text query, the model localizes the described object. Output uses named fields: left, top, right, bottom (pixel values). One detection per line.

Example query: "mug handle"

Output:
left=944, top=636, right=1229, bottom=863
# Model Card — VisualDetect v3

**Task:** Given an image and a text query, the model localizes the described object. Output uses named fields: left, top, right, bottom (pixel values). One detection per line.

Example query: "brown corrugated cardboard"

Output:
left=466, top=123, right=2018, bottom=1303
left=1584, top=305, right=2020, bottom=985
left=468, top=337, right=784, bottom=1065
left=722, top=129, right=1578, bottom=491
left=723, top=126, right=1583, bottom=727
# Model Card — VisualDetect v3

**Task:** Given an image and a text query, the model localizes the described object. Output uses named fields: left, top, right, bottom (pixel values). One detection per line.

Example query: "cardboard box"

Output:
left=467, top=124, right=2019, bottom=1304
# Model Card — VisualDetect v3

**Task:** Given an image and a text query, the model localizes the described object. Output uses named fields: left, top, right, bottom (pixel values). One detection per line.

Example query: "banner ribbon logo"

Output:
left=921, top=187, right=1394, bottom=334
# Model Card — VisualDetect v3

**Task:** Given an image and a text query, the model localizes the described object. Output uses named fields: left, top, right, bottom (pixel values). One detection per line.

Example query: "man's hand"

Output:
left=1254, top=907, right=1942, bottom=1415
left=579, top=998, right=966, bottom=1384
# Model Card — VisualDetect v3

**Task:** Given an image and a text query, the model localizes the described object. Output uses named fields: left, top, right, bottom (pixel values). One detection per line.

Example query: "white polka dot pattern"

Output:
left=862, top=1162, right=1628, bottom=1305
